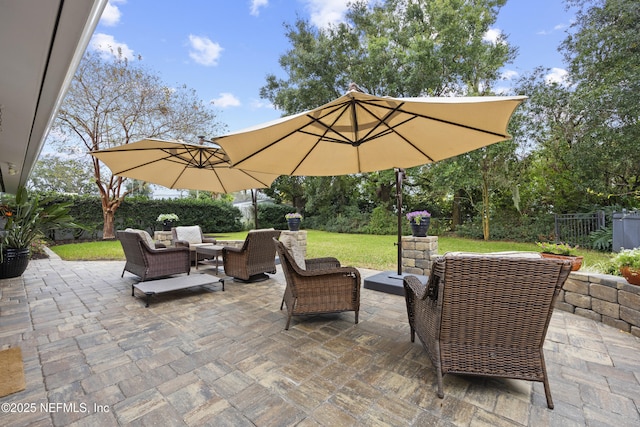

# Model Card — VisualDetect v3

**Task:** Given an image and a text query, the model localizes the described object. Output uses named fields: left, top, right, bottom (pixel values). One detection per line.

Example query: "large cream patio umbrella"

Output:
left=215, top=89, right=527, bottom=176
left=90, top=138, right=280, bottom=226
left=215, top=88, right=526, bottom=278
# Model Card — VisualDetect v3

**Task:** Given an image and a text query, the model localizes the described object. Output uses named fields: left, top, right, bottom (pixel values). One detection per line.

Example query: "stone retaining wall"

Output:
left=400, top=236, right=640, bottom=338
left=558, top=271, right=640, bottom=337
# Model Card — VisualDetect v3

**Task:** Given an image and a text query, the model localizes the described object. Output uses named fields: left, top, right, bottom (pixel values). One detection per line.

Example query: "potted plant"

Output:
left=406, top=210, right=431, bottom=237
left=610, top=248, right=640, bottom=285
left=1, top=187, right=77, bottom=278
left=157, top=213, right=179, bottom=231
left=536, top=241, right=583, bottom=271
left=285, top=212, right=302, bottom=231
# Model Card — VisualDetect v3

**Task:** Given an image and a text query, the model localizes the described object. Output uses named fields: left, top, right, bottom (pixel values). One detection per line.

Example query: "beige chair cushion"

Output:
left=174, top=226, right=203, bottom=244
left=445, top=251, right=542, bottom=259
left=125, top=228, right=155, bottom=248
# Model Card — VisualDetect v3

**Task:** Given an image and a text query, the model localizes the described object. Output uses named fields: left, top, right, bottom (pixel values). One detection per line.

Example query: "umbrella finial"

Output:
left=348, top=82, right=364, bottom=93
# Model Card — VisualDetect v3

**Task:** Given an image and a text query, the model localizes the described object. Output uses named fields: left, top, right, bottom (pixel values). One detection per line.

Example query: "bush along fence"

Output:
left=42, top=195, right=247, bottom=242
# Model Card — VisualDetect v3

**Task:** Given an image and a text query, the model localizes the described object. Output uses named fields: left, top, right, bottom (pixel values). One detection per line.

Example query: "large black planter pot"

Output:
left=287, top=218, right=301, bottom=231
left=162, top=220, right=176, bottom=231
left=0, top=248, right=30, bottom=279
left=410, top=218, right=430, bottom=237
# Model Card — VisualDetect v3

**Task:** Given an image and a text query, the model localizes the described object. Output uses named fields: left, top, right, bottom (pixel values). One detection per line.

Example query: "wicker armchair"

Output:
left=403, top=253, right=572, bottom=409
left=171, top=226, right=217, bottom=263
left=222, top=229, right=281, bottom=282
left=117, top=230, right=191, bottom=281
left=274, top=237, right=361, bottom=330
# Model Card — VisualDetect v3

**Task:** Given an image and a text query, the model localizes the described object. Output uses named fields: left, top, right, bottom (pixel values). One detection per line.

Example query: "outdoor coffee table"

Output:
left=195, top=244, right=224, bottom=271
left=132, top=273, right=227, bottom=307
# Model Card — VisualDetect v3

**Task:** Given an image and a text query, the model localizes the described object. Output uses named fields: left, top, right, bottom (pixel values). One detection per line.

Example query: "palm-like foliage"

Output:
left=1, top=187, right=77, bottom=259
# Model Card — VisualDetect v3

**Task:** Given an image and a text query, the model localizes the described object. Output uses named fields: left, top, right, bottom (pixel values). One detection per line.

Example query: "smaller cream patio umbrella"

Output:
left=90, top=138, right=280, bottom=227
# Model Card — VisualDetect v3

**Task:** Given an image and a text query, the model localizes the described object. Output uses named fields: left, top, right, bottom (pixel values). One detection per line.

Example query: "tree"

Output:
left=51, top=50, right=223, bottom=239
left=28, top=154, right=96, bottom=195
left=512, top=69, right=591, bottom=213
left=512, top=0, right=640, bottom=214
left=260, top=0, right=516, bottom=233
left=561, top=0, right=640, bottom=206
left=125, top=180, right=153, bottom=199
left=262, top=0, right=514, bottom=108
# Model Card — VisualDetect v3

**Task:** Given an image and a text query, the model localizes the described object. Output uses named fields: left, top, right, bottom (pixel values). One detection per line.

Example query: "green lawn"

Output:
left=50, top=229, right=613, bottom=273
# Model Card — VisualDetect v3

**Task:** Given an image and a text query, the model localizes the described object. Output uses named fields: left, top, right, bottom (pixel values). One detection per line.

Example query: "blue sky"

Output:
left=90, top=0, right=576, bottom=134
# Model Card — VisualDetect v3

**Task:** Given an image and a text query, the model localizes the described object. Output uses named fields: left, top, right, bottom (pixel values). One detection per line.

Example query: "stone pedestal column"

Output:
left=153, top=231, right=173, bottom=247
left=279, top=230, right=307, bottom=266
left=401, top=236, right=438, bottom=276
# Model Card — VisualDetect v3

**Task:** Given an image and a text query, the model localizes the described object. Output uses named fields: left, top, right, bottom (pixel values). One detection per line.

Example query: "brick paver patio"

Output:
left=1, top=254, right=639, bottom=426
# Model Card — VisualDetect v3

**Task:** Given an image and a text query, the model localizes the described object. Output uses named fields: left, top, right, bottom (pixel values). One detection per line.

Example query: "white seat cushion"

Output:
left=125, top=228, right=155, bottom=248
left=175, top=226, right=203, bottom=244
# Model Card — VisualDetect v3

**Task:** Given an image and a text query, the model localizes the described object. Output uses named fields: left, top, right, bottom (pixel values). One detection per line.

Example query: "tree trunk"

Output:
left=451, top=189, right=463, bottom=231
left=482, top=174, right=490, bottom=241
left=103, top=209, right=116, bottom=240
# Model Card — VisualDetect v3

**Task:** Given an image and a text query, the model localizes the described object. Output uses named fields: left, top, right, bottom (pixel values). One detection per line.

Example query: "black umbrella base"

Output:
left=363, top=271, right=428, bottom=296
left=233, top=273, right=270, bottom=283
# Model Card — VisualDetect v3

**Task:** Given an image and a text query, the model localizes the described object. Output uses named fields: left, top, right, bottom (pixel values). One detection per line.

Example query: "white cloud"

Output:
left=188, top=35, right=223, bottom=66
left=89, top=33, right=134, bottom=60
left=100, top=0, right=125, bottom=27
left=483, top=28, right=501, bottom=45
left=493, top=85, right=511, bottom=95
left=501, top=69, right=519, bottom=81
left=537, top=23, right=569, bottom=36
left=211, top=93, right=241, bottom=108
left=545, top=67, right=569, bottom=85
left=249, top=99, right=275, bottom=110
left=300, top=1, right=378, bottom=28
left=303, top=0, right=351, bottom=28
left=250, top=0, right=269, bottom=16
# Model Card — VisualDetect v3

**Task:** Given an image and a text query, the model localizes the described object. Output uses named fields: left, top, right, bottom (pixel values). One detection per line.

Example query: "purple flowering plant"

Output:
left=406, top=210, right=431, bottom=223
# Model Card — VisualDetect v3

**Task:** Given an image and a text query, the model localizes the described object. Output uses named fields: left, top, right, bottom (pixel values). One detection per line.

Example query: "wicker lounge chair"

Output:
left=403, top=253, right=572, bottom=409
left=117, top=229, right=191, bottom=281
left=274, top=237, right=361, bottom=330
left=222, top=229, right=281, bottom=282
left=171, top=225, right=217, bottom=264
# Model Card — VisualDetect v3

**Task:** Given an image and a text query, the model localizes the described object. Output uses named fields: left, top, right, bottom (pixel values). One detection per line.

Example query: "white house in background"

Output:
left=0, top=0, right=108, bottom=194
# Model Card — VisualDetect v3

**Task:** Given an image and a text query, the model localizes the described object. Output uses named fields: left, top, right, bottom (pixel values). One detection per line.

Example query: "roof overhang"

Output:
left=0, top=0, right=108, bottom=194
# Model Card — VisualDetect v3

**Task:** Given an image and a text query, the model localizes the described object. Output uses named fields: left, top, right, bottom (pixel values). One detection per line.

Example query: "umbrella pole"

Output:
left=396, top=168, right=404, bottom=276
left=252, top=189, right=259, bottom=229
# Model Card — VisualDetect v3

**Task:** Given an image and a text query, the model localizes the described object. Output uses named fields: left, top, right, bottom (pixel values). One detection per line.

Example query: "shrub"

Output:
left=257, top=203, right=295, bottom=230
left=364, top=206, right=397, bottom=235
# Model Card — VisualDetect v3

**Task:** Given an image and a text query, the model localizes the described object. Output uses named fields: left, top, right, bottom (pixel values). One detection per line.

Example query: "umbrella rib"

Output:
left=306, top=99, right=365, bottom=145
left=357, top=98, right=512, bottom=139
left=288, top=103, right=357, bottom=174
left=226, top=104, right=344, bottom=173
left=352, top=104, right=437, bottom=162
left=237, top=169, right=275, bottom=188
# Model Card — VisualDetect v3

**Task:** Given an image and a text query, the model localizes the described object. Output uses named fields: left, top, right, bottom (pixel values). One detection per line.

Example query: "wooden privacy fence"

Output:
left=554, top=211, right=605, bottom=247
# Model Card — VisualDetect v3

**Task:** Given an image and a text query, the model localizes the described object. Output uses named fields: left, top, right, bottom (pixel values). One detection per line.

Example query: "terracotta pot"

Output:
left=620, top=266, right=640, bottom=285
left=540, top=253, right=583, bottom=271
